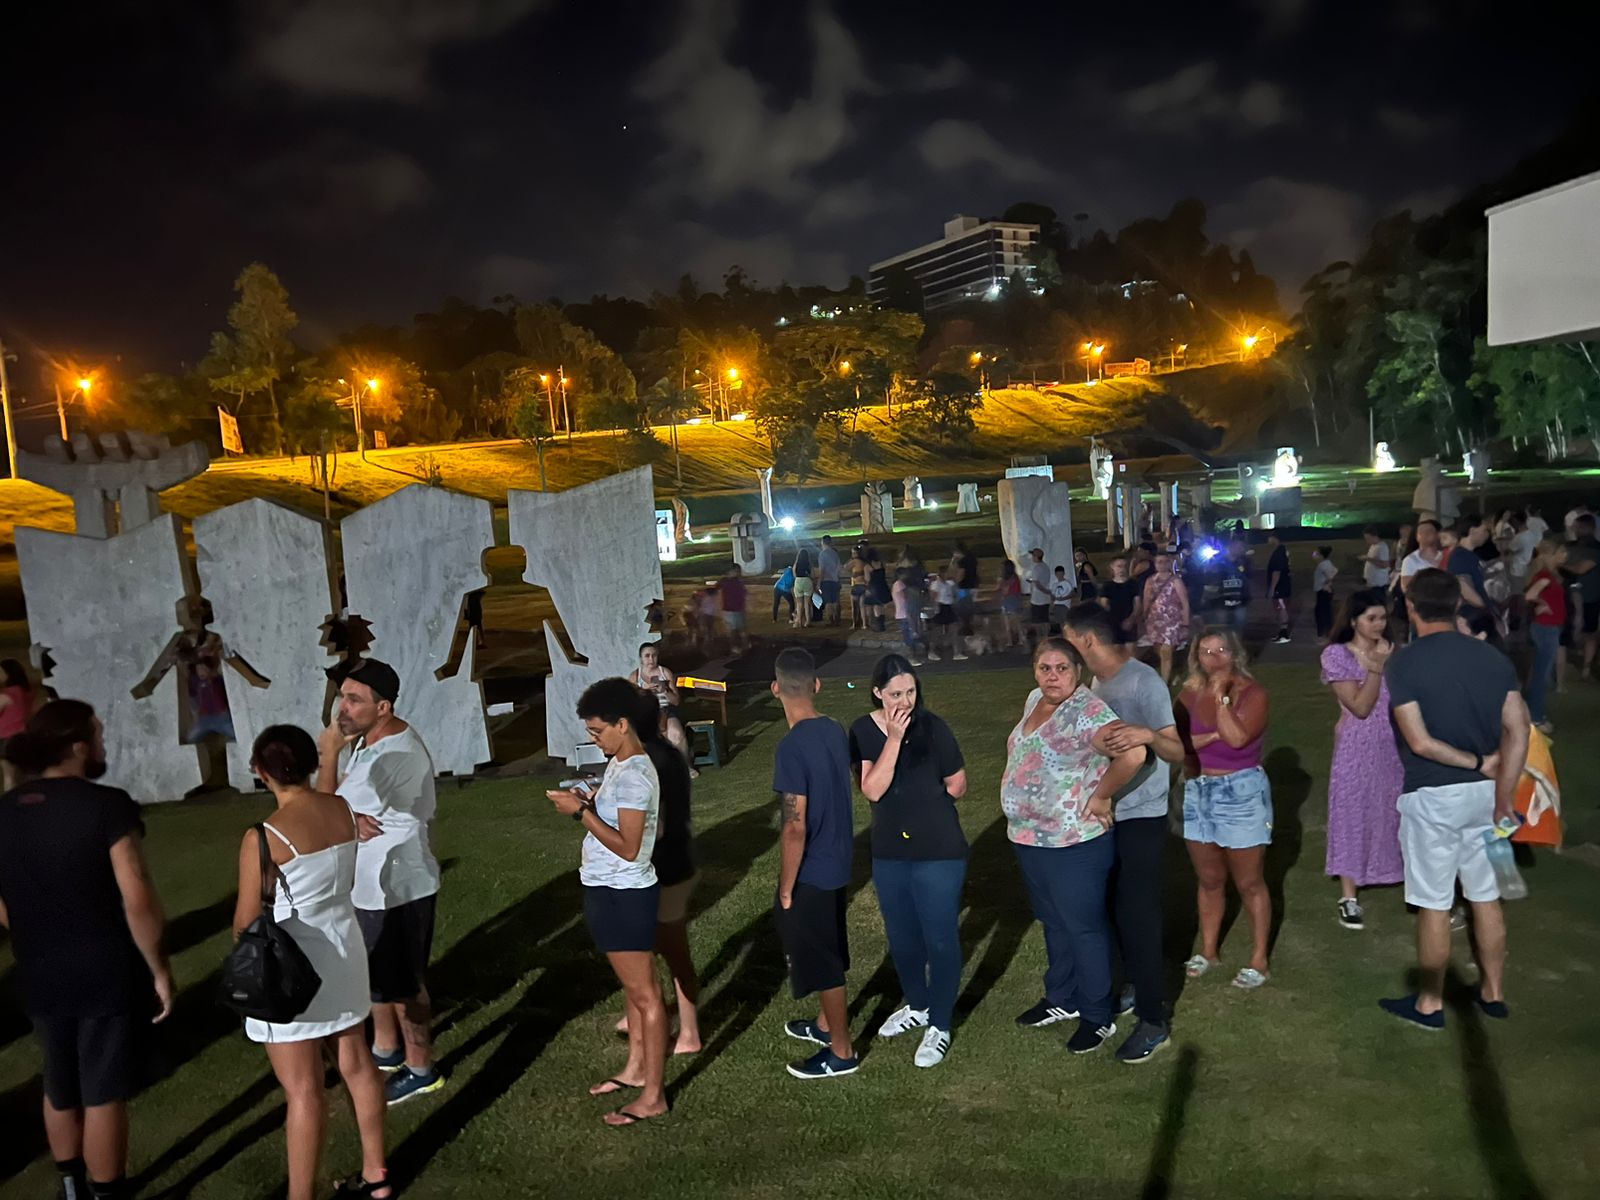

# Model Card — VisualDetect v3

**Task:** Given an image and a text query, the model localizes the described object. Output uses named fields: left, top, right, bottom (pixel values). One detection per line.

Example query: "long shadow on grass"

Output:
left=134, top=804, right=779, bottom=1197
left=1139, top=1044, right=1199, bottom=1200
left=954, top=816, right=1031, bottom=1022
left=1444, top=970, right=1546, bottom=1200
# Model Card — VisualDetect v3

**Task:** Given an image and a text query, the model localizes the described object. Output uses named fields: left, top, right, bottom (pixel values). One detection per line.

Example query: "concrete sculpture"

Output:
left=1115, top=481, right=1141, bottom=549
left=756, top=468, right=775, bottom=527
left=194, top=499, right=338, bottom=791
left=902, top=475, right=923, bottom=510
left=1272, top=446, right=1302, bottom=489
left=729, top=511, right=772, bottom=576
left=862, top=482, right=894, bottom=534
left=1374, top=441, right=1398, bottom=472
left=1464, top=447, right=1489, bottom=486
left=956, top=483, right=980, bottom=514
left=1159, top=481, right=1179, bottom=539
left=343, top=485, right=495, bottom=777
left=15, top=516, right=206, bottom=801
left=18, top=432, right=209, bottom=539
left=998, top=476, right=1075, bottom=582
left=510, top=467, right=663, bottom=767
left=672, top=497, right=692, bottom=542
left=1412, top=457, right=1461, bottom=521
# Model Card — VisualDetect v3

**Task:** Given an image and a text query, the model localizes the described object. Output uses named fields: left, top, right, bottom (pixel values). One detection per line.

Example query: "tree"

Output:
left=1470, top=338, right=1600, bottom=459
left=900, top=371, right=982, bottom=445
left=507, top=366, right=553, bottom=489
left=117, top=372, right=215, bottom=441
left=204, top=263, right=299, bottom=455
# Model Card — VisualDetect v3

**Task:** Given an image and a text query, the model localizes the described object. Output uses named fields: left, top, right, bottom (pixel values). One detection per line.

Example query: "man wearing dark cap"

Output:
left=318, top=658, right=443, bottom=1106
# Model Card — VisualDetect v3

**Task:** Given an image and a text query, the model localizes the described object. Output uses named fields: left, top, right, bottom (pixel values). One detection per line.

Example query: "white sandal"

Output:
left=1232, top=967, right=1270, bottom=990
left=1184, top=955, right=1219, bottom=978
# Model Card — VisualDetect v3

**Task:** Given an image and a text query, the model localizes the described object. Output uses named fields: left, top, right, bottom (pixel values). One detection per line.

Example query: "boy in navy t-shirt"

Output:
left=770, top=647, right=859, bottom=1079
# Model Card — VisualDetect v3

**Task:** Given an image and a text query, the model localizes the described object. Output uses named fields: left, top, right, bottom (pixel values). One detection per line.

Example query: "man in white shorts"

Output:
left=1381, top=569, right=1528, bottom=1031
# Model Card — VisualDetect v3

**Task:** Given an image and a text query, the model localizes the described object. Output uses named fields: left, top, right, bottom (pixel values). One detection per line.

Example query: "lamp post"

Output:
left=1082, top=341, right=1106, bottom=382
left=539, top=373, right=555, bottom=432
left=559, top=366, right=571, bottom=445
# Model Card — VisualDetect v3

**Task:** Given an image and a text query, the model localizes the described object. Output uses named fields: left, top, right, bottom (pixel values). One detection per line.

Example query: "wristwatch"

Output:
left=572, top=802, right=593, bottom=823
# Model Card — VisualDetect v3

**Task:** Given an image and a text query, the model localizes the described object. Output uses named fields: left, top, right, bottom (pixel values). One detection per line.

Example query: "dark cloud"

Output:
left=1118, top=62, right=1297, bottom=134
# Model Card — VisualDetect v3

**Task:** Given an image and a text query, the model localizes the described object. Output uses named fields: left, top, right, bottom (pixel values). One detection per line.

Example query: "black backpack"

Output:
left=218, top=824, right=322, bottom=1023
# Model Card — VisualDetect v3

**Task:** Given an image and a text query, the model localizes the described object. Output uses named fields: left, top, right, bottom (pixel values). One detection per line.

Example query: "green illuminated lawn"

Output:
left=2, top=662, right=1597, bottom=1198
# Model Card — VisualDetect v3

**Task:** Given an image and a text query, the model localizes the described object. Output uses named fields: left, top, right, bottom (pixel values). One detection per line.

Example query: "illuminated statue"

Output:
left=1373, top=441, right=1397, bottom=472
left=1271, top=446, right=1301, bottom=489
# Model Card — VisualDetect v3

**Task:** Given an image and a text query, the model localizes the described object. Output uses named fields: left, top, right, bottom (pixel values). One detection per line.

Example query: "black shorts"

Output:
left=1583, top=600, right=1600, bottom=635
left=774, top=883, right=850, bottom=999
left=358, top=894, right=437, bottom=1003
left=1029, top=603, right=1051, bottom=624
left=583, top=883, right=660, bottom=953
left=33, top=1012, right=145, bottom=1109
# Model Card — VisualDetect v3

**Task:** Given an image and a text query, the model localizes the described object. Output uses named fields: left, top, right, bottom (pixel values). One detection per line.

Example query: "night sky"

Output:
left=3, top=0, right=1593, bottom=385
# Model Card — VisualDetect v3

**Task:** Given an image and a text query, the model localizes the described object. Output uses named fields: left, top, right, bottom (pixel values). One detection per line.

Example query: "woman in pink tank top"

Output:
left=1176, top=628, right=1273, bottom=991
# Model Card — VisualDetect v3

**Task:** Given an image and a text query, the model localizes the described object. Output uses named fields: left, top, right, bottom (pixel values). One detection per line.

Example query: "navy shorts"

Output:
left=34, top=1012, right=146, bottom=1109
left=358, top=894, right=437, bottom=1003
left=774, top=883, right=850, bottom=998
left=583, top=883, right=660, bottom=954
left=819, top=580, right=841, bottom=606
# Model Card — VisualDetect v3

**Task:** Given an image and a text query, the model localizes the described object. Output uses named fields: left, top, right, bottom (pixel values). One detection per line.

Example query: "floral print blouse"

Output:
left=1002, top=686, right=1116, bottom=848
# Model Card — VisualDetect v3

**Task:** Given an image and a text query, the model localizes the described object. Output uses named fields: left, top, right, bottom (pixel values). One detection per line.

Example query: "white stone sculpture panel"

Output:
left=956, top=483, right=980, bottom=514
left=509, top=467, right=663, bottom=766
left=730, top=512, right=772, bottom=576
left=15, top=516, right=204, bottom=802
left=194, top=499, right=337, bottom=791
left=341, top=485, right=494, bottom=776
left=998, top=476, right=1076, bottom=584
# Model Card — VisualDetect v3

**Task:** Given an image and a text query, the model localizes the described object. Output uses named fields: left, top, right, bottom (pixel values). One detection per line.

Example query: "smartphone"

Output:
left=557, top=778, right=595, bottom=797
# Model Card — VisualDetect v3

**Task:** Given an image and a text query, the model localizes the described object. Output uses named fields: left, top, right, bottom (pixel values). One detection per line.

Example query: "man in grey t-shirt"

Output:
left=1065, top=605, right=1186, bottom=1064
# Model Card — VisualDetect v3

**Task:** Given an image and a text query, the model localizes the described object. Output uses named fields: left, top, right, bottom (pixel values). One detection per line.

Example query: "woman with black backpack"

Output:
left=233, top=725, right=391, bottom=1198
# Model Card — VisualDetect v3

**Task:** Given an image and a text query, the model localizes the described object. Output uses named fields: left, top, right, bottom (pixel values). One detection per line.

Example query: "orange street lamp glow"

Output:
left=969, top=351, right=983, bottom=365
left=1242, top=335, right=1258, bottom=349
left=539, top=373, right=550, bottom=384
left=1081, top=341, right=1093, bottom=351
left=727, top=367, right=739, bottom=380
left=1091, top=343, right=1105, bottom=357
left=77, top=377, right=92, bottom=393
left=366, top=377, right=380, bottom=391
left=839, top=360, right=852, bottom=375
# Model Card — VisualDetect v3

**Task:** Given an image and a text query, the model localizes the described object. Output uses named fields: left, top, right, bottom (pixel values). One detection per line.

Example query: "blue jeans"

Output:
left=871, top=857, right=967, bottom=1030
left=1526, top=622, right=1560, bottom=722
left=1012, top=835, right=1115, bottom=1026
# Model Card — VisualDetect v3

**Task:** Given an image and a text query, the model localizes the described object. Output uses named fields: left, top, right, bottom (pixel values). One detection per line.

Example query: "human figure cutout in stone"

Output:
left=902, top=476, right=923, bottom=510
left=672, top=496, right=692, bottom=543
left=956, top=483, right=980, bottom=514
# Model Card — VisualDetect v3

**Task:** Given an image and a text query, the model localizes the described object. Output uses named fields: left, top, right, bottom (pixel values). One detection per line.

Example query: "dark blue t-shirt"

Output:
left=1448, top=546, right=1488, bottom=616
left=773, top=716, right=855, bottom=889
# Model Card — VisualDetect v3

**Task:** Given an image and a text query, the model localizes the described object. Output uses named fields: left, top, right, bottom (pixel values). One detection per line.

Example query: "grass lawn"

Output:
left=2, top=661, right=1597, bottom=1199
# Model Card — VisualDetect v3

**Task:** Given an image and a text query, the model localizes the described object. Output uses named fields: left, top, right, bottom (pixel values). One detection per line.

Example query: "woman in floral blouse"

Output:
left=1002, top=638, right=1144, bottom=1054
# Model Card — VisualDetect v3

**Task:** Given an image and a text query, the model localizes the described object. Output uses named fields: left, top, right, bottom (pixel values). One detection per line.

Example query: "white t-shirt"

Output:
left=934, top=578, right=957, bottom=605
left=1401, top=547, right=1442, bottom=579
left=1526, top=515, right=1549, bottom=540
left=1314, top=559, right=1338, bottom=592
left=581, top=753, right=659, bottom=889
left=1362, top=541, right=1391, bottom=587
left=1508, top=528, right=1540, bottom=577
left=1028, top=561, right=1053, bottom=605
left=338, top=726, right=440, bottom=911
left=1051, top=576, right=1074, bottom=603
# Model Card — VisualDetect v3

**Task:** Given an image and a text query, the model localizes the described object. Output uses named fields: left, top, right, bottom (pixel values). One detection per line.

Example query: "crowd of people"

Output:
left=0, top=498, right=1570, bottom=1191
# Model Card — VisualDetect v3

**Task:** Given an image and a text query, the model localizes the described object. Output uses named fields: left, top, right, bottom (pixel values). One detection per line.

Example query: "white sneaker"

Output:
left=953, top=653, right=969, bottom=661
left=914, top=1026, right=951, bottom=1068
left=927, top=650, right=942, bottom=661
left=877, top=1004, right=930, bottom=1038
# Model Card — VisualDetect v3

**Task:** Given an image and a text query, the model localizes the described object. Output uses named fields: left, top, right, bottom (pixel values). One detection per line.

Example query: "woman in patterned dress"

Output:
left=1001, top=639, right=1144, bottom=1053
left=1318, top=589, right=1404, bottom=930
left=1141, top=551, right=1191, bottom=682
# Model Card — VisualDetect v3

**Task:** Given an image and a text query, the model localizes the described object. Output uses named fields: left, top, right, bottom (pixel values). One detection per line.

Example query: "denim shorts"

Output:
left=1183, top=765, right=1272, bottom=849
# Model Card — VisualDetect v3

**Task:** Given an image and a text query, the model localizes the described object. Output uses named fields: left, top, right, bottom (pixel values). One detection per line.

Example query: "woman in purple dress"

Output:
left=1318, top=588, right=1404, bottom=930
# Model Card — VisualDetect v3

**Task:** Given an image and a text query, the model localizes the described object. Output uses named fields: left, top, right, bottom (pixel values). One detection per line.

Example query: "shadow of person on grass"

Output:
left=1442, top=968, right=1546, bottom=1200
left=1139, top=1045, right=1199, bottom=1200
left=129, top=801, right=778, bottom=1197
left=954, top=816, right=1031, bottom=1023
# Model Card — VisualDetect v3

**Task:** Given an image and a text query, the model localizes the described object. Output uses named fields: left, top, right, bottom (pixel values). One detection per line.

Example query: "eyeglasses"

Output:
left=1200, top=646, right=1233, bottom=657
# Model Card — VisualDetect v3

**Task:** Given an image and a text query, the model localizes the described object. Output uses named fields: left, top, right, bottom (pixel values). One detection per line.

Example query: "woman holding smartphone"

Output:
left=546, top=678, right=667, bottom=1126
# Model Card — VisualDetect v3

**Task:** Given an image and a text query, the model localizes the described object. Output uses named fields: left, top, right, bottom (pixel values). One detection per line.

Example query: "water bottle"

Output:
left=1482, top=828, right=1528, bottom=900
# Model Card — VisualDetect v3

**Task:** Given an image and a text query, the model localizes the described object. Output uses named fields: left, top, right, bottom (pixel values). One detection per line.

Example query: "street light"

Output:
left=1084, top=341, right=1106, bottom=382
left=77, top=377, right=92, bottom=393
left=838, top=360, right=852, bottom=375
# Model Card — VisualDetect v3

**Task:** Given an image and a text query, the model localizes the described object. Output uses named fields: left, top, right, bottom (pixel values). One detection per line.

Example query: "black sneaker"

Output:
left=1115, top=1021, right=1171, bottom=1065
left=1337, top=898, right=1365, bottom=929
left=1015, top=999, right=1077, bottom=1028
left=1116, top=984, right=1136, bottom=1016
left=1378, top=995, right=1445, bottom=1031
left=784, top=1018, right=829, bottom=1046
left=1067, top=1020, right=1116, bottom=1054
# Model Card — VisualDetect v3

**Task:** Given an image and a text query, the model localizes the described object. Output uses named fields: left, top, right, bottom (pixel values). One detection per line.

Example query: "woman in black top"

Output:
left=612, top=687, right=703, bottom=1054
left=849, top=655, right=968, bottom=1068
left=865, top=552, right=891, bottom=632
left=1074, top=548, right=1098, bottom=601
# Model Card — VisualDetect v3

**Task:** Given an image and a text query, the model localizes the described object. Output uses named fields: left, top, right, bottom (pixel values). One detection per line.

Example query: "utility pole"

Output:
left=53, top=382, right=70, bottom=440
left=0, top=336, right=18, bottom=479
left=559, top=364, right=572, bottom=446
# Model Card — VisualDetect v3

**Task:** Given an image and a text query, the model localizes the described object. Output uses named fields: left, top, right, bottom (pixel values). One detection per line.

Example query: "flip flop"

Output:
left=588, top=1078, right=640, bottom=1096
left=1184, top=955, right=1220, bottom=979
left=1231, top=967, right=1270, bottom=990
left=605, top=1105, right=669, bottom=1127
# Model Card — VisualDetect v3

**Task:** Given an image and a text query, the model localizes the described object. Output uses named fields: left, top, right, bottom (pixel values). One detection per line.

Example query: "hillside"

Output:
left=0, top=362, right=1277, bottom=550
